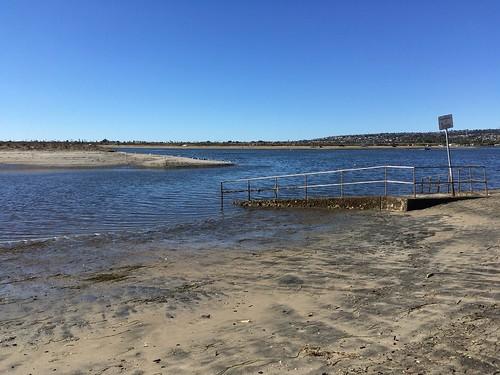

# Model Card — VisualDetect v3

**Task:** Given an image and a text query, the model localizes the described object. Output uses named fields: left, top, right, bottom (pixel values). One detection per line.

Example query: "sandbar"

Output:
left=0, top=150, right=233, bottom=169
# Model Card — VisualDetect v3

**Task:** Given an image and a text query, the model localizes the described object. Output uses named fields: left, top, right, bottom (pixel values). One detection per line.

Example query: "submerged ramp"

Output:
left=221, top=164, right=489, bottom=211
left=236, top=195, right=484, bottom=212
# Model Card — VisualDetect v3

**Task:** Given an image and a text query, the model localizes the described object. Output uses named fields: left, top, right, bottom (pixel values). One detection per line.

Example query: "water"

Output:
left=0, top=147, right=498, bottom=243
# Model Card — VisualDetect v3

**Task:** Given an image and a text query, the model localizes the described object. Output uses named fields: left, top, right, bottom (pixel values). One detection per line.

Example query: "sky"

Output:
left=0, top=1, right=499, bottom=142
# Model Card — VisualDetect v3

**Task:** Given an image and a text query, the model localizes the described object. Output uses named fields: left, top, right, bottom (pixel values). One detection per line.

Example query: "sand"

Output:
left=0, top=194, right=498, bottom=374
left=0, top=150, right=232, bottom=169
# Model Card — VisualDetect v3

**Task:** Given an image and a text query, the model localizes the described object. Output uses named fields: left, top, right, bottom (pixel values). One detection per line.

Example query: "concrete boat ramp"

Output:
left=221, top=165, right=489, bottom=211
left=236, top=194, right=485, bottom=212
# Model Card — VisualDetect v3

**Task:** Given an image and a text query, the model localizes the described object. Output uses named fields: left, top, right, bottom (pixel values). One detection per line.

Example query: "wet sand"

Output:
left=0, top=150, right=232, bottom=169
left=0, top=195, right=499, bottom=374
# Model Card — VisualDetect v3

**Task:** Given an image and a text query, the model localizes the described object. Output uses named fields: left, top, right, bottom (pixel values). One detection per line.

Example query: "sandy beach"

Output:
left=0, top=150, right=232, bottom=169
left=0, top=194, right=498, bottom=374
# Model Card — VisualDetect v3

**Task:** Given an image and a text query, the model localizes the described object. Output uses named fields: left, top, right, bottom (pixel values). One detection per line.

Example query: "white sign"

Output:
left=438, top=114, right=453, bottom=130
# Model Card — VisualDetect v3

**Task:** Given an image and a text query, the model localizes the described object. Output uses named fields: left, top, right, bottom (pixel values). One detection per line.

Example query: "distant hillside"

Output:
left=0, top=140, right=103, bottom=151
left=1, top=129, right=499, bottom=149
left=312, top=129, right=500, bottom=147
left=113, top=128, right=498, bottom=147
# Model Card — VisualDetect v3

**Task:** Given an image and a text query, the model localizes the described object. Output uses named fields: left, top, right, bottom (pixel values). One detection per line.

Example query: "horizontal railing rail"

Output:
left=220, top=165, right=488, bottom=208
left=220, top=165, right=414, bottom=183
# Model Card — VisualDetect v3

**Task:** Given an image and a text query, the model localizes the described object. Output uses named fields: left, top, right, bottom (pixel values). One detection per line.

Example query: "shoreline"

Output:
left=0, top=195, right=498, bottom=373
left=107, top=144, right=492, bottom=150
left=0, top=150, right=233, bottom=169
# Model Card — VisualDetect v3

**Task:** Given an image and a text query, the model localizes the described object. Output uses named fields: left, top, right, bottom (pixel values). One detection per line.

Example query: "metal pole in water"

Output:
left=458, top=168, right=461, bottom=194
left=220, top=182, right=224, bottom=210
left=304, top=175, right=308, bottom=200
left=384, top=167, right=387, bottom=197
left=413, top=167, right=416, bottom=197
left=247, top=180, right=251, bottom=201
left=483, top=167, right=488, bottom=196
left=340, top=171, right=344, bottom=197
left=469, top=167, right=473, bottom=192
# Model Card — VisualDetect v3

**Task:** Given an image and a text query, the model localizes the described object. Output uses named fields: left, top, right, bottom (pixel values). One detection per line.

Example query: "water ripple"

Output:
left=0, top=148, right=498, bottom=243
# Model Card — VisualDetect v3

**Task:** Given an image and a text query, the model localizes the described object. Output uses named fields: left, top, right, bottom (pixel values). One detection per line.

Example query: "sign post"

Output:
left=438, top=114, right=455, bottom=196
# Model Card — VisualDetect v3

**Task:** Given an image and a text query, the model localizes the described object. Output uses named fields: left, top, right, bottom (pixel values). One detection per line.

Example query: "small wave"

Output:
left=0, top=213, right=240, bottom=253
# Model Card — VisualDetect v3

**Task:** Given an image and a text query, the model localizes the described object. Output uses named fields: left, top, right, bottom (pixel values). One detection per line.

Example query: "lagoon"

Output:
left=0, top=147, right=498, bottom=243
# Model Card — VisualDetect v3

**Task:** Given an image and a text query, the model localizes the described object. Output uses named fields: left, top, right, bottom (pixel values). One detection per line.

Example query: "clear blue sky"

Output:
left=1, top=1, right=499, bottom=141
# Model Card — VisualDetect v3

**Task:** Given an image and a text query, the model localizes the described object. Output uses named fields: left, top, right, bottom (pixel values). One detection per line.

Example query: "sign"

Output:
left=438, top=114, right=453, bottom=130
left=438, top=113, right=455, bottom=196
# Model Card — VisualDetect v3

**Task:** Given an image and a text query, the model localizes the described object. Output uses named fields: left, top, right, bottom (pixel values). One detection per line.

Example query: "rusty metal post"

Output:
left=437, top=176, right=441, bottom=193
left=220, top=182, right=224, bottom=210
left=484, top=167, right=488, bottom=196
left=413, top=167, right=416, bottom=197
left=428, top=176, right=432, bottom=193
left=457, top=168, right=461, bottom=194
left=340, top=171, right=344, bottom=197
left=384, top=167, right=387, bottom=197
left=304, top=175, right=308, bottom=200
left=469, top=167, right=473, bottom=192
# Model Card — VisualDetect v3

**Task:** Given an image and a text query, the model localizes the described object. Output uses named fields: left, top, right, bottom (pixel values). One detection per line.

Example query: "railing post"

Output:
left=340, top=171, right=344, bottom=197
left=451, top=165, right=456, bottom=196
left=457, top=168, right=461, bottom=194
left=413, top=167, right=416, bottom=197
left=469, top=167, right=473, bottom=192
left=220, top=182, right=224, bottom=210
left=304, top=175, right=308, bottom=201
left=483, top=167, right=488, bottom=196
left=384, top=167, right=387, bottom=197
left=221, top=165, right=463, bottom=205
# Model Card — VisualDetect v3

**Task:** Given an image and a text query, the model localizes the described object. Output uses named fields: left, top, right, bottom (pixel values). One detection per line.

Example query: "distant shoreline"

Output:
left=107, top=144, right=489, bottom=150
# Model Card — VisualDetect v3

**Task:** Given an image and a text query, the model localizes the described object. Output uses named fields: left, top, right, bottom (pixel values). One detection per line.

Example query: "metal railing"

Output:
left=416, top=165, right=488, bottom=196
left=220, top=165, right=488, bottom=208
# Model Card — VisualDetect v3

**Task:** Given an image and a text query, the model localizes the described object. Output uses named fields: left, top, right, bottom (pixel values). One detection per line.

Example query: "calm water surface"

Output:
left=0, top=148, right=498, bottom=243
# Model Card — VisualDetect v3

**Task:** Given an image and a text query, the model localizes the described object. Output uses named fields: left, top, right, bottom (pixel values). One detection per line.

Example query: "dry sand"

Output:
left=0, top=150, right=232, bottom=169
left=0, top=195, right=498, bottom=374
